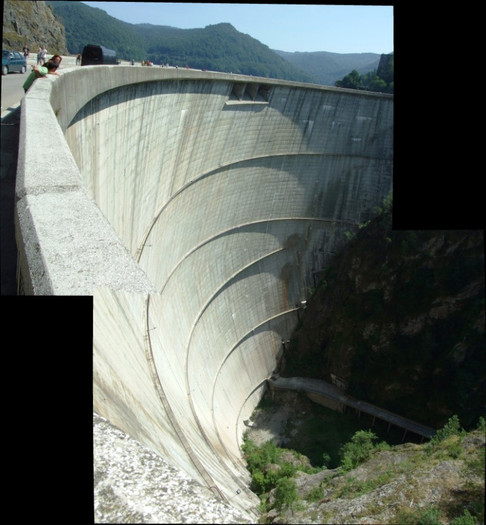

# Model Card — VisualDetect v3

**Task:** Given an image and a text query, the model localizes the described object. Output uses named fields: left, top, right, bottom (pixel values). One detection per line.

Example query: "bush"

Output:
left=339, top=430, right=379, bottom=471
left=415, top=507, right=442, bottom=525
left=395, top=507, right=442, bottom=525
left=432, top=415, right=463, bottom=443
left=243, top=439, right=281, bottom=472
left=450, top=510, right=479, bottom=525
left=274, top=477, right=297, bottom=509
left=306, top=484, right=323, bottom=502
left=242, top=439, right=302, bottom=496
left=251, top=470, right=267, bottom=494
left=427, top=415, right=465, bottom=456
left=476, top=416, right=485, bottom=432
left=321, top=452, right=332, bottom=468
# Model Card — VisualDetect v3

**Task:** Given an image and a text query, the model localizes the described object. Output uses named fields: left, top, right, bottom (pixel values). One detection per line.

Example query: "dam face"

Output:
left=15, top=67, right=393, bottom=514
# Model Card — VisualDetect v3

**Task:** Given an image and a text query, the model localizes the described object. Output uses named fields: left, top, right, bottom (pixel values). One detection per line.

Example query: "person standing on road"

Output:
left=39, top=46, right=47, bottom=65
left=23, top=44, right=29, bottom=58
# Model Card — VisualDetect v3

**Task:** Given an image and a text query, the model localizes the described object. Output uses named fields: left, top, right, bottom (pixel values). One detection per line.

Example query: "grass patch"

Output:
left=334, top=470, right=394, bottom=499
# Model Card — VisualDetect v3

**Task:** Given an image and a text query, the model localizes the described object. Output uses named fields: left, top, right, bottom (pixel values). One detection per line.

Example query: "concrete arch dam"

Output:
left=15, top=67, right=393, bottom=515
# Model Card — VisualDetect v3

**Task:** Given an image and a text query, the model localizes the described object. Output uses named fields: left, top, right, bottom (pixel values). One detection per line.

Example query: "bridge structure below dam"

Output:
left=15, top=65, right=393, bottom=517
left=268, top=376, right=436, bottom=441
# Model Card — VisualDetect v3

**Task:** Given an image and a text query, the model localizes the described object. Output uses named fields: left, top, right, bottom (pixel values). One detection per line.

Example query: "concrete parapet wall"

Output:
left=15, top=66, right=392, bottom=514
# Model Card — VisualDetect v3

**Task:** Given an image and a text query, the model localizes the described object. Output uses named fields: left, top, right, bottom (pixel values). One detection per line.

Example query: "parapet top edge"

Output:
left=55, top=65, right=392, bottom=109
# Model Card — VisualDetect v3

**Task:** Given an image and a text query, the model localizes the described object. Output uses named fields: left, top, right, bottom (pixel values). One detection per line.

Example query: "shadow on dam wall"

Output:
left=15, top=67, right=393, bottom=515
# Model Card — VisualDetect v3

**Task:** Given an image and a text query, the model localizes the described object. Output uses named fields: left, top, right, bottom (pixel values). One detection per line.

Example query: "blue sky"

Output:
left=81, top=2, right=394, bottom=54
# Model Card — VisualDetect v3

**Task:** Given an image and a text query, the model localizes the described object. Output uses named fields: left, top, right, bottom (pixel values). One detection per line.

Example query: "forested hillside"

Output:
left=48, top=1, right=315, bottom=81
left=48, top=1, right=151, bottom=59
left=47, top=1, right=394, bottom=87
left=274, top=49, right=381, bottom=87
left=336, top=53, right=393, bottom=93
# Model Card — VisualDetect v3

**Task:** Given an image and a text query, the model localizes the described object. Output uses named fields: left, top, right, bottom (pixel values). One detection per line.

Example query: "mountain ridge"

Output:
left=274, top=49, right=382, bottom=86
left=46, top=1, right=387, bottom=85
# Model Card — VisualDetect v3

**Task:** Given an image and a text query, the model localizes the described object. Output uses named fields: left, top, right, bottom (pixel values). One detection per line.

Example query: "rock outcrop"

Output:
left=3, top=0, right=68, bottom=54
left=285, top=205, right=485, bottom=430
left=267, top=430, right=485, bottom=524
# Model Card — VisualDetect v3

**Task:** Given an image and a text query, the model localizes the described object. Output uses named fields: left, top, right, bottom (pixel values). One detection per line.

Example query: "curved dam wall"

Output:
left=15, top=66, right=393, bottom=515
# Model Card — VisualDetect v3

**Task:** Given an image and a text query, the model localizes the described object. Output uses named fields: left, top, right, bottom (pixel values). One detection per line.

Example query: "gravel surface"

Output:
left=93, top=413, right=255, bottom=523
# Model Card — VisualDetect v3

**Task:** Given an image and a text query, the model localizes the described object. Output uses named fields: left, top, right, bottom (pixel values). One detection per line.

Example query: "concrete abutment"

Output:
left=15, top=66, right=393, bottom=516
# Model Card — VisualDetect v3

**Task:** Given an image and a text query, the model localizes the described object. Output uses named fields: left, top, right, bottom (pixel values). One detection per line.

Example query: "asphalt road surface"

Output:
left=0, top=105, right=19, bottom=294
left=1, top=68, right=27, bottom=114
left=1, top=55, right=78, bottom=116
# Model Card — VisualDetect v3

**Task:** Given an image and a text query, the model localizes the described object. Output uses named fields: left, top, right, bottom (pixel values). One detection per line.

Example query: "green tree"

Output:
left=430, top=414, right=462, bottom=444
left=368, top=75, right=387, bottom=92
left=274, top=477, right=297, bottom=509
left=339, top=430, right=378, bottom=471
left=335, top=53, right=393, bottom=93
left=336, top=69, right=362, bottom=89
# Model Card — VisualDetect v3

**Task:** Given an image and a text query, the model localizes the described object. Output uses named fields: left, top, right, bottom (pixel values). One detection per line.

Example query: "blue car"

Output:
left=2, top=50, right=27, bottom=75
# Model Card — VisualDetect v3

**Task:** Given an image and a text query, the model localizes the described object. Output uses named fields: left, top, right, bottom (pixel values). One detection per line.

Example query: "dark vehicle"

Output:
left=2, top=50, right=27, bottom=75
left=81, top=44, right=118, bottom=66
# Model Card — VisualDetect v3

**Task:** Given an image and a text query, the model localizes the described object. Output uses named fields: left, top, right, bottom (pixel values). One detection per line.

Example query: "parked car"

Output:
left=2, top=50, right=27, bottom=75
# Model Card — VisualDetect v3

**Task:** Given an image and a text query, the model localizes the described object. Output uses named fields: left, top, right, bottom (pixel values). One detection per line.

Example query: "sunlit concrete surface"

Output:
left=15, top=66, right=392, bottom=516
left=94, top=413, right=254, bottom=523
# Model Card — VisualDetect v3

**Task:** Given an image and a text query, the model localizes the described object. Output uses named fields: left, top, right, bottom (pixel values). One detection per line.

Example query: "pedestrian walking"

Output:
left=39, top=46, right=47, bottom=65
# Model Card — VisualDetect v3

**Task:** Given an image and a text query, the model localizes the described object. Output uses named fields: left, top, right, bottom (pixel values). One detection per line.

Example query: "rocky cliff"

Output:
left=284, top=202, right=485, bottom=430
left=3, top=0, right=68, bottom=54
left=243, top=389, right=485, bottom=524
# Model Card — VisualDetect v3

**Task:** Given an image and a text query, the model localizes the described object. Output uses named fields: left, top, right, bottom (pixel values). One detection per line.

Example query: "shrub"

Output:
left=251, top=469, right=267, bottom=494
left=450, top=510, right=479, bottom=525
left=339, top=430, right=379, bottom=471
left=415, top=507, right=442, bottom=525
left=476, top=416, right=485, bottom=432
left=243, top=439, right=281, bottom=472
left=280, top=461, right=297, bottom=478
left=274, top=477, right=297, bottom=509
left=395, top=507, right=442, bottom=525
left=242, top=439, right=302, bottom=496
left=321, top=452, right=332, bottom=468
left=427, top=415, right=465, bottom=456
left=432, top=415, right=463, bottom=443
left=306, top=484, right=323, bottom=502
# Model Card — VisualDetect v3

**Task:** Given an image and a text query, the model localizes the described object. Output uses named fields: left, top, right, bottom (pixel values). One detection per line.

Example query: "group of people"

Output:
left=22, top=44, right=49, bottom=66
left=22, top=53, right=63, bottom=93
left=36, top=46, right=48, bottom=65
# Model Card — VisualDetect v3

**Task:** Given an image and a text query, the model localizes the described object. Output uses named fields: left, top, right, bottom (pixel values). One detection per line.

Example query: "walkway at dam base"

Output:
left=268, top=376, right=436, bottom=441
left=15, top=64, right=392, bottom=517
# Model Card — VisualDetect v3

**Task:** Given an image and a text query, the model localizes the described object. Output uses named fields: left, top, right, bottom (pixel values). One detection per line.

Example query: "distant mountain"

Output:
left=48, top=1, right=147, bottom=58
left=48, top=1, right=315, bottom=82
left=47, top=1, right=388, bottom=87
left=274, top=50, right=381, bottom=87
